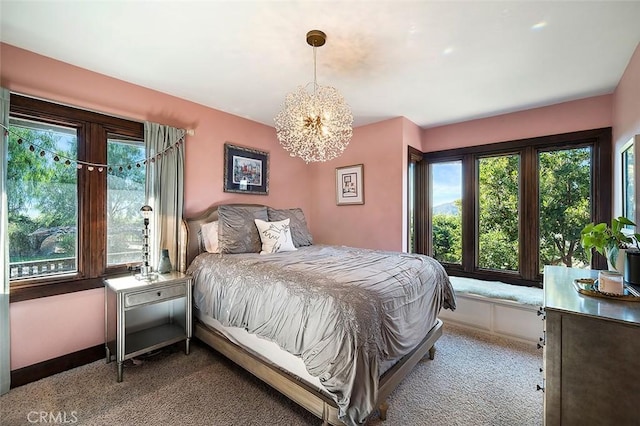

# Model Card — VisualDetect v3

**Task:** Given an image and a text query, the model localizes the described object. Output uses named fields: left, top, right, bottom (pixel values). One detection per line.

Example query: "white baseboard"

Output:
left=440, top=292, right=543, bottom=345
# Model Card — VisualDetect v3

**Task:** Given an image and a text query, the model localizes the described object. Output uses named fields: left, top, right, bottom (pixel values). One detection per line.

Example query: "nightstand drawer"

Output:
left=125, top=284, right=186, bottom=308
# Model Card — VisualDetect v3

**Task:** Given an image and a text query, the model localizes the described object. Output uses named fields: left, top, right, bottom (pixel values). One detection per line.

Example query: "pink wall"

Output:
left=612, top=43, right=640, bottom=218
left=613, top=43, right=640, bottom=147
left=1, top=43, right=312, bottom=369
left=9, top=289, right=103, bottom=370
left=422, top=95, right=613, bottom=152
left=305, top=116, right=424, bottom=254
left=402, top=118, right=424, bottom=251
left=308, top=118, right=406, bottom=251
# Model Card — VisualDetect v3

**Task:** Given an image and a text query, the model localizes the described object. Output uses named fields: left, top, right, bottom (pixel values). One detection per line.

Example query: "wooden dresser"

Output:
left=542, top=266, right=640, bottom=425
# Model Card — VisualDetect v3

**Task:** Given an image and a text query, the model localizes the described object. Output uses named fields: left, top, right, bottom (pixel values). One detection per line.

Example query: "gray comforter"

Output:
left=187, top=245, right=455, bottom=425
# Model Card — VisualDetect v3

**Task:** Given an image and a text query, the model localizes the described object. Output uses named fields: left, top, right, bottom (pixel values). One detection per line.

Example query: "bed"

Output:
left=181, top=204, right=455, bottom=425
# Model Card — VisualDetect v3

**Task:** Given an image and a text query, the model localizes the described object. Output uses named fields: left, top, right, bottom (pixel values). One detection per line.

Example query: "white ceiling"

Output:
left=1, top=1, right=639, bottom=129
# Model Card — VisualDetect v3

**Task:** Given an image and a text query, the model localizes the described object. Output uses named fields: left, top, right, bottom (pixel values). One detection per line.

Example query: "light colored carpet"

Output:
left=0, top=323, right=543, bottom=425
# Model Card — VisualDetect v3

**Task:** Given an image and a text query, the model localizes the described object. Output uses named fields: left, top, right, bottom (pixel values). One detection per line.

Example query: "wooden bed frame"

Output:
left=181, top=204, right=444, bottom=425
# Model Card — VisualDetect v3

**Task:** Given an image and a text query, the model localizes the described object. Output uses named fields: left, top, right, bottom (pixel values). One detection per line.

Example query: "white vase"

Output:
left=607, top=247, right=626, bottom=273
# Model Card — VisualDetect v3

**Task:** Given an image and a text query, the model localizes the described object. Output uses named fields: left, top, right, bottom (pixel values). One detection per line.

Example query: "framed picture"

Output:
left=336, top=164, right=364, bottom=205
left=223, top=143, right=269, bottom=195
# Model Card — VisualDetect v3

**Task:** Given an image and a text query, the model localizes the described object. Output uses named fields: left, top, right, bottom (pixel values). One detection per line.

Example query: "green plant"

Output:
left=580, top=216, right=640, bottom=266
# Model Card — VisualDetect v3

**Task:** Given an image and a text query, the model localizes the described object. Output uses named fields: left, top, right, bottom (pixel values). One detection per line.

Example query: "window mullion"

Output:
left=521, top=147, right=538, bottom=281
left=75, top=124, right=89, bottom=279
left=462, top=154, right=475, bottom=273
left=415, top=159, right=429, bottom=255
left=592, top=134, right=612, bottom=270
left=84, top=123, right=107, bottom=277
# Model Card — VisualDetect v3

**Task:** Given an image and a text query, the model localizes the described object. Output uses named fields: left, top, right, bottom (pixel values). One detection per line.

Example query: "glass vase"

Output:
left=157, top=249, right=172, bottom=274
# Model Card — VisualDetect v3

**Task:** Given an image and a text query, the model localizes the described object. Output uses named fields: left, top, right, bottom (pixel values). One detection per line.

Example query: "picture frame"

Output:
left=223, top=143, right=269, bottom=195
left=336, top=164, right=364, bottom=205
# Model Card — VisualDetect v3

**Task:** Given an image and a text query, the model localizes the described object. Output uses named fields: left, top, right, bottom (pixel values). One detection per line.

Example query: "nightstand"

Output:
left=104, top=271, right=192, bottom=382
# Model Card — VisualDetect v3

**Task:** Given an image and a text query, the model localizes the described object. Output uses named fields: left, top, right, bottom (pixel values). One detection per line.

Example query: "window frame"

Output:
left=410, top=127, right=612, bottom=287
left=8, top=94, right=144, bottom=302
left=475, top=151, right=522, bottom=273
left=622, top=139, right=635, bottom=223
left=105, top=135, right=147, bottom=267
left=429, top=158, right=464, bottom=265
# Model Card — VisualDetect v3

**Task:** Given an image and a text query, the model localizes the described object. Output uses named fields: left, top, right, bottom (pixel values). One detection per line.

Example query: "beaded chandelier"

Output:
left=274, top=30, right=353, bottom=163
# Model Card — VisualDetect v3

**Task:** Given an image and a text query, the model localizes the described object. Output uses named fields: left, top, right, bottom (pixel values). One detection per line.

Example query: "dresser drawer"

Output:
left=125, top=284, right=186, bottom=308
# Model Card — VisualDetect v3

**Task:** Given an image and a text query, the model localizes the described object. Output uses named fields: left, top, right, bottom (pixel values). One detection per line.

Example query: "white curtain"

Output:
left=144, top=122, right=185, bottom=273
left=1, top=87, right=10, bottom=394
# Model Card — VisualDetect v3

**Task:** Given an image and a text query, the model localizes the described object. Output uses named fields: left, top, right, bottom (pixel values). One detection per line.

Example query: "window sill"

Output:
left=10, top=278, right=104, bottom=303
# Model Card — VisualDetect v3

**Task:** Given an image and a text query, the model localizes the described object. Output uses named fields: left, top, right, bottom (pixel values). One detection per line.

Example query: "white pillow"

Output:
left=254, top=218, right=297, bottom=254
left=201, top=221, right=220, bottom=253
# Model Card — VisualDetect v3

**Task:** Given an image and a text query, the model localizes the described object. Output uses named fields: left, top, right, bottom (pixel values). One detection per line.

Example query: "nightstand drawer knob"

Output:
left=157, top=291, right=162, bottom=297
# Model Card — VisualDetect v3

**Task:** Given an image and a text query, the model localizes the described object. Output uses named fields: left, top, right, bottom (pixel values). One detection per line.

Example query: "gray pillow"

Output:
left=267, top=207, right=313, bottom=247
left=218, top=205, right=268, bottom=253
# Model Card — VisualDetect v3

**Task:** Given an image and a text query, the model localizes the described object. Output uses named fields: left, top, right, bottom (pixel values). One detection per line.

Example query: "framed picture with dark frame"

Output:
left=223, top=143, right=269, bottom=195
left=336, top=164, right=364, bottom=205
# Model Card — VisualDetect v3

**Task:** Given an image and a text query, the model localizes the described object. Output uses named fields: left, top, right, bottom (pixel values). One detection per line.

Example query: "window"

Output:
left=538, top=147, right=592, bottom=271
left=7, top=94, right=144, bottom=301
left=408, top=159, right=416, bottom=253
left=8, top=119, right=79, bottom=279
left=106, top=137, right=146, bottom=266
left=431, top=161, right=462, bottom=264
left=478, top=154, right=519, bottom=271
left=622, top=141, right=635, bottom=223
left=409, top=128, right=611, bottom=287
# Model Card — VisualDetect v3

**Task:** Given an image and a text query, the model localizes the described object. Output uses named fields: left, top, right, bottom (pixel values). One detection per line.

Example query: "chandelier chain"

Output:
left=313, top=46, right=317, bottom=96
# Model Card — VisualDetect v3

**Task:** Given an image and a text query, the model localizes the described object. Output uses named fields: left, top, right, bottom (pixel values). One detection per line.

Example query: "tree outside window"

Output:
left=8, top=94, right=144, bottom=301
left=411, top=128, right=611, bottom=287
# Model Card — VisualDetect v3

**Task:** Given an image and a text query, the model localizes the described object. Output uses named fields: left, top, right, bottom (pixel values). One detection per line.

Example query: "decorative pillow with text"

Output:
left=254, top=218, right=297, bottom=254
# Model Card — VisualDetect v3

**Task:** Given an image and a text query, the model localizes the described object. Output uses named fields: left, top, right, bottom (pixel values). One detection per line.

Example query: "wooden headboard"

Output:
left=181, top=203, right=268, bottom=270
